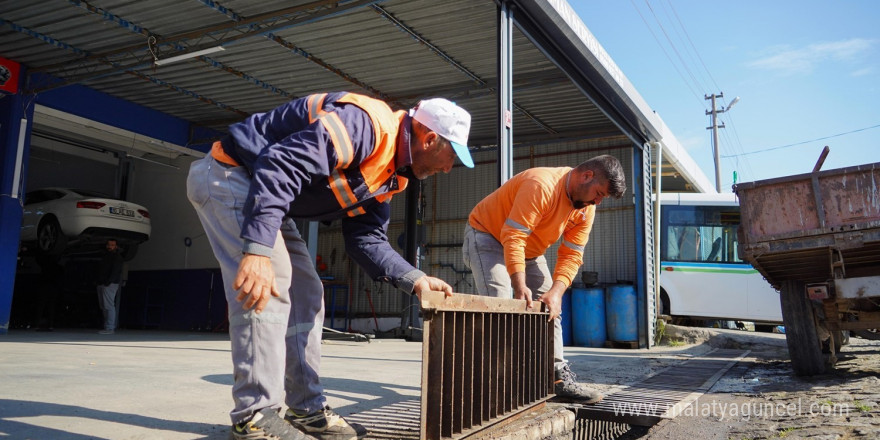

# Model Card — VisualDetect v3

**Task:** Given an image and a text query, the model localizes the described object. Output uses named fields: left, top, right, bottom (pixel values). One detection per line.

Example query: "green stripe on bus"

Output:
left=662, top=267, right=759, bottom=274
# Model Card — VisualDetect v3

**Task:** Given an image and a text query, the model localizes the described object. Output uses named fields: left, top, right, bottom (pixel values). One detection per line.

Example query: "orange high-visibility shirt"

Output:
left=468, top=167, right=595, bottom=286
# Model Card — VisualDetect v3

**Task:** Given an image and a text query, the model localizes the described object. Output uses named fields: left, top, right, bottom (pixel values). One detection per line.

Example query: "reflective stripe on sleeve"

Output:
left=504, top=218, right=532, bottom=235
left=562, top=240, right=584, bottom=252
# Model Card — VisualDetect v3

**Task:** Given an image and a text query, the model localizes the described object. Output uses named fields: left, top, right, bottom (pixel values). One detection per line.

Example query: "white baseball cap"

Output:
left=410, top=98, right=474, bottom=168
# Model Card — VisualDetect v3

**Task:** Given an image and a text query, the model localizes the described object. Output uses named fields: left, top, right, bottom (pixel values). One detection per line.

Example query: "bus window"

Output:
left=663, top=206, right=742, bottom=263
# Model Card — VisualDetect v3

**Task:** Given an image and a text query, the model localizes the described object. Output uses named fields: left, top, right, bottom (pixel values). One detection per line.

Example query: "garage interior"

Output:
left=0, top=0, right=713, bottom=344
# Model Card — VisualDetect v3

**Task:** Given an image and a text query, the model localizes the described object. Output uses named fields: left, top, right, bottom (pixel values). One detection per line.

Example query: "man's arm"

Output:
left=538, top=280, right=568, bottom=321
left=502, top=179, right=550, bottom=308
left=553, top=208, right=595, bottom=286
left=342, top=201, right=452, bottom=299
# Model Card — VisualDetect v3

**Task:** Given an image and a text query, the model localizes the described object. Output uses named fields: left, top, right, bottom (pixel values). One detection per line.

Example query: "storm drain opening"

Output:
left=567, top=348, right=749, bottom=439
left=570, top=416, right=632, bottom=440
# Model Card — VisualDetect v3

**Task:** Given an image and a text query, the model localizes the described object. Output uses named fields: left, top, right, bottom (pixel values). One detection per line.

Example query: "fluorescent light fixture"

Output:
left=154, top=46, right=225, bottom=66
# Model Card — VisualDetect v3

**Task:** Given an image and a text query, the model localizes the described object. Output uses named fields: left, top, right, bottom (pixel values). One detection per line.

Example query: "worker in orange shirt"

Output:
left=462, top=155, right=626, bottom=403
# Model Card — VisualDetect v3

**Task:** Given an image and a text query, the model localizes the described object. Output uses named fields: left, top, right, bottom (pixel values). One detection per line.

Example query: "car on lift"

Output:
left=19, top=188, right=150, bottom=260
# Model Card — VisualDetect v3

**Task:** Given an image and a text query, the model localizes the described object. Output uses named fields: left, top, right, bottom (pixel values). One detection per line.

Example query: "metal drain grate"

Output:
left=572, top=348, right=749, bottom=426
left=419, top=291, right=555, bottom=439
left=344, top=400, right=421, bottom=440
left=570, top=416, right=631, bottom=440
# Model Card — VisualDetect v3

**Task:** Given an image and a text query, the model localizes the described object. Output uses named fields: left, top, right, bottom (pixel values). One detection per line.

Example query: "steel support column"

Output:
left=634, top=142, right=652, bottom=348
left=497, top=1, right=514, bottom=186
left=401, top=180, right=423, bottom=338
left=0, top=68, right=35, bottom=334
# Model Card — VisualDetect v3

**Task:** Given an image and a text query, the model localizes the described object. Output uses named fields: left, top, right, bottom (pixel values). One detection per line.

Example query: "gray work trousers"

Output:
left=96, top=283, right=119, bottom=331
left=462, top=224, right=566, bottom=366
left=187, top=156, right=326, bottom=424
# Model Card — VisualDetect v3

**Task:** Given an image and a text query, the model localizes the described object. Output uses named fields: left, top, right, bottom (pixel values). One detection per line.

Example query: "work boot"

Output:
left=554, top=363, right=604, bottom=404
left=232, top=407, right=314, bottom=440
left=285, top=405, right=367, bottom=440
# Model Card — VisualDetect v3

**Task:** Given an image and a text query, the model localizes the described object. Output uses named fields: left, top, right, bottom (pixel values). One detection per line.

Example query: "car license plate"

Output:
left=110, top=207, right=135, bottom=217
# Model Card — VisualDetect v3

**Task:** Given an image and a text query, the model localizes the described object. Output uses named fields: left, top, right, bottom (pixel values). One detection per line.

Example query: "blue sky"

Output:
left=570, top=1, right=878, bottom=192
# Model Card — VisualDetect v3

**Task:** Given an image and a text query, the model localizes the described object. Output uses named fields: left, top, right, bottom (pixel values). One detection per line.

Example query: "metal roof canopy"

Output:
left=0, top=0, right=711, bottom=192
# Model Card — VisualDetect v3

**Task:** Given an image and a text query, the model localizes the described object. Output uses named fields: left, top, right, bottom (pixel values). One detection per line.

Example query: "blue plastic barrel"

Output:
left=571, top=287, right=606, bottom=347
left=561, top=289, right=573, bottom=346
left=605, top=284, right=637, bottom=342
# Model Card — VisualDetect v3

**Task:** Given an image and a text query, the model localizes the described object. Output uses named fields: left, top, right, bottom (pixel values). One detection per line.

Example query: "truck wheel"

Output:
left=853, top=329, right=880, bottom=340
left=780, top=280, right=827, bottom=376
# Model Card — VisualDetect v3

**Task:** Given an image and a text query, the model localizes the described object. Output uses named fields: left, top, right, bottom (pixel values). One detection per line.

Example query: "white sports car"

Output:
left=20, top=188, right=151, bottom=258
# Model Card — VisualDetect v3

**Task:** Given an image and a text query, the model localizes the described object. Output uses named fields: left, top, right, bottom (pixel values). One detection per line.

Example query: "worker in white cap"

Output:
left=188, top=92, right=473, bottom=440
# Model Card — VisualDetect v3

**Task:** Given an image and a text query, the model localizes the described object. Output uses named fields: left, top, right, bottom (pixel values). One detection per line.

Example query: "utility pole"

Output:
left=705, top=93, right=739, bottom=192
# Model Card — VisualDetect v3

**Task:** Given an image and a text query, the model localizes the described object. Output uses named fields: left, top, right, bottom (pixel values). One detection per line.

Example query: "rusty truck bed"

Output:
left=733, top=161, right=880, bottom=287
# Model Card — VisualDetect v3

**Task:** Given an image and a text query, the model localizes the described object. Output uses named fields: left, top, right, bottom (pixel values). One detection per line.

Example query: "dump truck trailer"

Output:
left=733, top=153, right=880, bottom=375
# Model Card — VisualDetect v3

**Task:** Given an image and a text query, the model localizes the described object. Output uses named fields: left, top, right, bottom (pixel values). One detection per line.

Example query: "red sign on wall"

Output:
left=0, top=56, right=21, bottom=94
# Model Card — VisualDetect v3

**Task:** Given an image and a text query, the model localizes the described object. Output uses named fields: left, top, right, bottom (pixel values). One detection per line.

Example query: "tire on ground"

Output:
left=780, top=279, right=827, bottom=376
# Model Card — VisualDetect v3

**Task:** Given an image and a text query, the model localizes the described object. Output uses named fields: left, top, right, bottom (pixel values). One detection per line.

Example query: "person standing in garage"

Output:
left=462, top=155, right=626, bottom=404
left=95, top=238, right=123, bottom=335
left=187, top=92, right=473, bottom=440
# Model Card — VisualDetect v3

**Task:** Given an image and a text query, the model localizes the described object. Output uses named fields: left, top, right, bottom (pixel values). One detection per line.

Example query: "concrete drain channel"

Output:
left=346, top=348, right=748, bottom=439
left=569, top=348, right=750, bottom=439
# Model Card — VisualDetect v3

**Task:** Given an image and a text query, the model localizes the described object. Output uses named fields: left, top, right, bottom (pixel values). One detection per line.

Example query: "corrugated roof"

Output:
left=0, top=0, right=712, bottom=191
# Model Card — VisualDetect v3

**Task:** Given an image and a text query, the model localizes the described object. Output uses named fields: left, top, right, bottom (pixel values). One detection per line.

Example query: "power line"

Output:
left=628, top=0, right=704, bottom=104
left=722, top=123, right=880, bottom=158
left=663, top=0, right=721, bottom=93
left=642, top=0, right=708, bottom=99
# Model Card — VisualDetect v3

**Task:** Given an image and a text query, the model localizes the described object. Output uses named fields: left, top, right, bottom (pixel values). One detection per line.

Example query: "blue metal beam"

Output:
left=0, top=67, right=35, bottom=334
left=67, top=0, right=150, bottom=37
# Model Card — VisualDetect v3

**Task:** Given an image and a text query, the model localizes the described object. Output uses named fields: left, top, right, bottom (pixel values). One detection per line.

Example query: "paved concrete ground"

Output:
left=0, top=327, right=789, bottom=440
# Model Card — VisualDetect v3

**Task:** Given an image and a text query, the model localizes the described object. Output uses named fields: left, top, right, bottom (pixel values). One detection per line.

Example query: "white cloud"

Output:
left=747, top=38, right=875, bottom=75
left=851, top=67, right=873, bottom=77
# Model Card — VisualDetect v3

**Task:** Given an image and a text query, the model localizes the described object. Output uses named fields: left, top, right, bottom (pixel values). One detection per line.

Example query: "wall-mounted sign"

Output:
left=0, top=56, right=21, bottom=94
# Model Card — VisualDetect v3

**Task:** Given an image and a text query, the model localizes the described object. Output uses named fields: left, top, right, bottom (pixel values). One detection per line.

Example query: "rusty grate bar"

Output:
left=420, top=292, right=555, bottom=440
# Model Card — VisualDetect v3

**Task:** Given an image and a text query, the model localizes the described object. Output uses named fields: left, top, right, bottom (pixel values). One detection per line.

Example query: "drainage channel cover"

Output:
left=571, top=348, right=749, bottom=426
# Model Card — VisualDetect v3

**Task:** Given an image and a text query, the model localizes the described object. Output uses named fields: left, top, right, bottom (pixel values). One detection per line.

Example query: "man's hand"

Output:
left=233, top=254, right=281, bottom=314
left=412, top=276, right=453, bottom=301
left=511, top=271, right=534, bottom=310
left=538, top=281, right=568, bottom=322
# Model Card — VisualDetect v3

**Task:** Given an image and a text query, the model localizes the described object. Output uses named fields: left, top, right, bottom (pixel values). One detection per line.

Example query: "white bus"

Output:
left=658, top=193, right=783, bottom=327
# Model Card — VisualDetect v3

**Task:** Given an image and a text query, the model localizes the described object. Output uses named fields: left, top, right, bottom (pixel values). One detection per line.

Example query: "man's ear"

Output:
left=582, top=169, right=595, bottom=184
left=424, top=131, right=440, bottom=149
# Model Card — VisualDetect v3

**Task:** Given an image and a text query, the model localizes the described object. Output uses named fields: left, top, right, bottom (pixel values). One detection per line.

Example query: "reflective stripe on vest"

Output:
left=307, top=93, right=327, bottom=123
left=336, top=94, right=409, bottom=197
left=319, top=111, right=362, bottom=216
left=316, top=93, right=410, bottom=215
